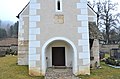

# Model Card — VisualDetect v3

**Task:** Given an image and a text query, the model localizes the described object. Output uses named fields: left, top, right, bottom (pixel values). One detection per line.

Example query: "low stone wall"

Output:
left=100, top=44, right=119, bottom=53
left=10, top=45, right=18, bottom=52
left=0, top=46, right=10, bottom=51
left=0, top=51, right=6, bottom=57
left=0, top=45, right=18, bottom=55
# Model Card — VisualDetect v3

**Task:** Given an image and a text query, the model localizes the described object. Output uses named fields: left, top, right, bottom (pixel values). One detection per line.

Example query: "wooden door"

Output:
left=52, top=47, right=65, bottom=66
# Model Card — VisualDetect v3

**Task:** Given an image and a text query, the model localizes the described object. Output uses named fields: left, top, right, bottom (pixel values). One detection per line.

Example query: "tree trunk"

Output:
left=97, top=14, right=99, bottom=27
left=106, top=25, right=110, bottom=44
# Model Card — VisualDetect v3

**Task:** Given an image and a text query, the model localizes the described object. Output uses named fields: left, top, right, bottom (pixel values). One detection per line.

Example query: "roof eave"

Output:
left=16, top=2, right=30, bottom=19
left=87, top=4, right=98, bottom=15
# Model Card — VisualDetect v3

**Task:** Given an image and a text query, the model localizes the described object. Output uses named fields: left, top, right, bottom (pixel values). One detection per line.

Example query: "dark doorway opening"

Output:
left=52, top=47, right=65, bottom=66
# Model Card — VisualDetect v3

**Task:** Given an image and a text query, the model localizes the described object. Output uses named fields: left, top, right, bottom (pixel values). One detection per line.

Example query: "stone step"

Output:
left=45, top=68, right=80, bottom=79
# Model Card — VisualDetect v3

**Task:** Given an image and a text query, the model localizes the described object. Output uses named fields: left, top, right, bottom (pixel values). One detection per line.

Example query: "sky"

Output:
left=0, top=0, right=120, bottom=22
left=0, top=0, right=29, bottom=22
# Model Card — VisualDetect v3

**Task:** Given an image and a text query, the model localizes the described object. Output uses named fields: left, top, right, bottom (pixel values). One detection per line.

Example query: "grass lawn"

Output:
left=79, top=62, right=120, bottom=79
left=0, top=55, right=44, bottom=79
left=1, top=55, right=120, bottom=79
left=105, top=53, right=110, bottom=58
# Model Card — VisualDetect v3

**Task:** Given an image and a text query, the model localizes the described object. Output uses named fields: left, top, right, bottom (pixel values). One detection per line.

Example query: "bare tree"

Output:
left=92, top=0, right=120, bottom=44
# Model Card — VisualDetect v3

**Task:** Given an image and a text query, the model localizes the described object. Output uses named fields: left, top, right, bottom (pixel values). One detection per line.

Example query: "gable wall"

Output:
left=28, top=0, right=90, bottom=76
left=18, top=5, right=29, bottom=65
left=18, top=0, right=97, bottom=76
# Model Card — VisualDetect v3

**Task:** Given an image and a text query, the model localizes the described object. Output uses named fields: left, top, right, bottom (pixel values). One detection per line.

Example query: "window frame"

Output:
left=55, top=0, right=62, bottom=12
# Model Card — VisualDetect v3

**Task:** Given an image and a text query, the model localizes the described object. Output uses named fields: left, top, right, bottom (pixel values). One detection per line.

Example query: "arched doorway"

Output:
left=41, top=37, right=78, bottom=75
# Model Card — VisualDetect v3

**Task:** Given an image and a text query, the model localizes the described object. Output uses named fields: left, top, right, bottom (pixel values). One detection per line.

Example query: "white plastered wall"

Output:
left=77, top=0, right=90, bottom=75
